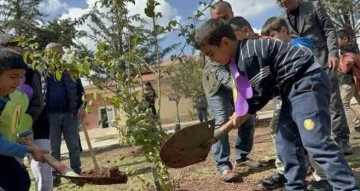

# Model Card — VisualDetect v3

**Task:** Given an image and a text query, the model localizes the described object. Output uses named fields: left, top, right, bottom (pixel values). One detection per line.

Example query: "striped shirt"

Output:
left=235, top=38, right=314, bottom=114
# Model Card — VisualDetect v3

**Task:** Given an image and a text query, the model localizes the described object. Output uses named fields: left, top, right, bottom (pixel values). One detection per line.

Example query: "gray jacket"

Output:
left=202, top=56, right=232, bottom=97
left=281, top=0, right=339, bottom=68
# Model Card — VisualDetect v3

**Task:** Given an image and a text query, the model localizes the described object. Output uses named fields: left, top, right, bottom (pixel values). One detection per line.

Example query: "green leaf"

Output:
left=55, top=71, right=62, bottom=81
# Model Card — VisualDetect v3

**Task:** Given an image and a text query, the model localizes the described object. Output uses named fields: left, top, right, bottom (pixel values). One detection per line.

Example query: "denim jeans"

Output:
left=49, top=112, right=81, bottom=174
left=275, top=69, right=357, bottom=190
left=196, top=108, right=208, bottom=122
left=207, top=86, right=256, bottom=173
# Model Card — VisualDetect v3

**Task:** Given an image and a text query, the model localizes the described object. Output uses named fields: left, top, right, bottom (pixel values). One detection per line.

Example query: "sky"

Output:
left=39, top=0, right=283, bottom=55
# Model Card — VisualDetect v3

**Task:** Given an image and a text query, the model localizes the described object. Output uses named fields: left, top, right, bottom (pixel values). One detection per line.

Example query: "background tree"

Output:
left=317, top=0, right=360, bottom=49
left=35, top=18, right=81, bottom=49
left=0, top=0, right=43, bottom=37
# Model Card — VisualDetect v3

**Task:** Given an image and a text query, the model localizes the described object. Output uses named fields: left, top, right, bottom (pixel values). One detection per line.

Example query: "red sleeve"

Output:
left=339, top=53, right=354, bottom=74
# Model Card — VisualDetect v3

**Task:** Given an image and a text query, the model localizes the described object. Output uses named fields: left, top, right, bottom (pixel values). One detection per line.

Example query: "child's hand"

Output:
left=28, top=146, right=49, bottom=163
left=231, top=113, right=248, bottom=128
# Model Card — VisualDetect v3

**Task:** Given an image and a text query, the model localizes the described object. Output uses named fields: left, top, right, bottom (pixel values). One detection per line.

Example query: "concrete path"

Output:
left=59, top=110, right=275, bottom=155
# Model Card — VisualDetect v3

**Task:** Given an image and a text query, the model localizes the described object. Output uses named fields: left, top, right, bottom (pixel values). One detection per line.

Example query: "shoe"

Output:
left=353, top=127, right=360, bottom=139
left=53, top=176, right=61, bottom=187
left=236, top=158, right=261, bottom=169
left=308, top=180, right=332, bottom=191
left=261, top=172, right=286, bottom=190
left=221, top=168, right=237, bottom=183
left=338, top=141, right=353, bottom=155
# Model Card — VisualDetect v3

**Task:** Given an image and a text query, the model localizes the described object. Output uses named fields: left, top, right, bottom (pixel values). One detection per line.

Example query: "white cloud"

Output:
left=60, top=0, right=182, bottom=51
left=39, top=0, right=69, bottom=14
left=228, top=0, right=277, bottom=19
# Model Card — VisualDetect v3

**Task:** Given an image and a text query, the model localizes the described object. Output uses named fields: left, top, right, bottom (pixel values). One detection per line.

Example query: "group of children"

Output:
left=194, top=15, right=359, bottom=191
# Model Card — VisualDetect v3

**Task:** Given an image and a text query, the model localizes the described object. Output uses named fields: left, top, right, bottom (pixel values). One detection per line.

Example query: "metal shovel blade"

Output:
left=160, top=120, right=215, bottom=168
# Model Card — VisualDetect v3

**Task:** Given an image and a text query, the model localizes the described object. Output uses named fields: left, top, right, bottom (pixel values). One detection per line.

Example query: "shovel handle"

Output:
left=210, top=120, right=234, bottom=144
left=21, top=139, right=76, bottom=175
left=81, top=121, right=100, bottom=170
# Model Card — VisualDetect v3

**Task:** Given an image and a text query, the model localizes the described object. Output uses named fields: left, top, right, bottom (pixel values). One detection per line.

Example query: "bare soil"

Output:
left=48, top=106, right=360, bottom=191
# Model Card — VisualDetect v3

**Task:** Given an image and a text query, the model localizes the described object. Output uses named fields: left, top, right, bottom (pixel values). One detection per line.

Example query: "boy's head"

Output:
left=0, top=33, right=21, bottom=53
left=336, top=29, right=350, bottom=49
left=261, top=17, right=291, bottom=42
left=228, top=16, right=255, bottom=40
left=277, top=0, right=299, bottom=13
left=194, top=19, right=237, bottom=65
left=0, top=48, right=27, bottom=97
left=210, top=0, right=233, bottom=21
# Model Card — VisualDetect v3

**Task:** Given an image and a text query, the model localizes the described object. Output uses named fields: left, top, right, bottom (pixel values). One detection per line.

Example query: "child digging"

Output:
left=0, top=48, right=49, bottom=191
left=194, top=19, right=359, bottom=190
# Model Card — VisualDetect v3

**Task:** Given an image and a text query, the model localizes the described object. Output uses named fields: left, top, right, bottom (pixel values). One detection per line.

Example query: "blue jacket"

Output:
left=46, top=72, right=81, bottom=114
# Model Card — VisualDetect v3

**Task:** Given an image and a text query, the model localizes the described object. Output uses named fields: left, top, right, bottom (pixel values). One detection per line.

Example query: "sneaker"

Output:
left=221, top=168, right=237, bottom=183
left=53, top=176, right=61, bottom=187
left=338, top=141, right=353, bottom=155
left=261, top=172, right=286, bottom=190
left=236, top=158, right=261, bottom=169
left=308, top=180, right=332, bottom=191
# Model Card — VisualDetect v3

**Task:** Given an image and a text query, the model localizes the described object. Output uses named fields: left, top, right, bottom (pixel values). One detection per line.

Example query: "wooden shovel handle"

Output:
left=21, top=139, right=75, bottom=175
left=210, top=120, right=234, bottom=144
left=81, top=121, right=100, bottom=170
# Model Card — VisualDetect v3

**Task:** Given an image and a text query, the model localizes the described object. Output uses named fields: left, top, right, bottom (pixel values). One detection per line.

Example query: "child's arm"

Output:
left=0, top=135, right=49, bottom=162
left=0, top=135, right=28, bottom=158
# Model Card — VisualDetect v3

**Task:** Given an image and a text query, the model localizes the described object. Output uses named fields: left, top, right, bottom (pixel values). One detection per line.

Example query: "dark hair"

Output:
left=194, top=19, right=237, bottom=49
left=228, top=16, right=254, bottom=33
left=0, top=33, right=18, bottom=47
left=261, top=16, right=289, bottom=36
left=0, top=48, right=28, bottom=73
left=337, top=29, right=350, bottom=39
left=212, top=0, right=232, bottom=11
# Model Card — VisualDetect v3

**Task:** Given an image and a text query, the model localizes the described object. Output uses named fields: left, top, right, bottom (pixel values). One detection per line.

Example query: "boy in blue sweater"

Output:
left=194, top=19, right=358, bottom=190
left=0, top=48, right=49, bottom=191
left=260, top=16, right=333, bottom=190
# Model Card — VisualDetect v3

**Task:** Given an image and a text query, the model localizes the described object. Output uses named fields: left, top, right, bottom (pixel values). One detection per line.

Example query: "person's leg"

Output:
left=202, top=108, right=208, bottom=121
left=275, top=101, right=308, bottom=190
left=62, top=112, right=81, bottom=174
left=326, top=69, right=352, bottom=153
left=49, top=113, right=63, bottom=161
left=29, top=139, right=53, bottom=191
left=270, top=97, right=285, bottom=174
left=0, top=155, right=31, bottom=191
left=197, top=108, right=203, bottom=122
left=207, top=87, right=232, bottom=175
left=235, top=114, right=255, bottom=163
left=48, top=112, right=63, bottom=186
left=352, top=88, right=360, bottom=138
left=262, top=97, right=287, bottom=189
left=291, top=70, right=357, bottom=190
